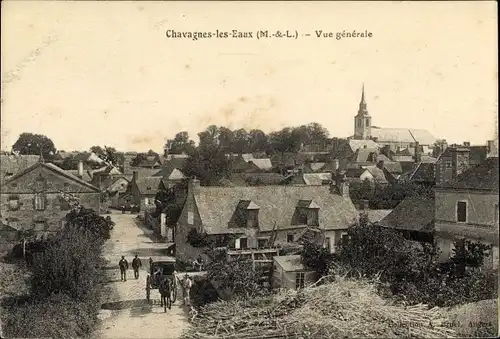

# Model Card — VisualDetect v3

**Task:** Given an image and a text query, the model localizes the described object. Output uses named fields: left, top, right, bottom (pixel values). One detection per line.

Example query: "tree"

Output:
left=164, top=131, right=195, bottom=155
left=217, top=127, right=235, bottom=154
left=130, top=153, right=147, bottom=167
left=90, top=145, right=118, bottom=165
left=12, top=133, right=56, bottom=159
left=301, top=239, right=334, bottom=279
left=232, top=128, right=249, bottom=154
left=248, top=129, right=268, bottom=152
left=64, top=207, right=115, bottom=242
left=182, top=145, right=231, bottom=185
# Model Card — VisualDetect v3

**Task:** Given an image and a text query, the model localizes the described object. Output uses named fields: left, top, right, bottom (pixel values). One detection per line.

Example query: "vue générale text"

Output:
left=165, top=29, right=374, bottom=41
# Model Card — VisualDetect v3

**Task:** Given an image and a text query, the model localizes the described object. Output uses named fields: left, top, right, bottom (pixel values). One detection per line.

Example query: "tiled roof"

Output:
left=274, top=255, right=309, bottom=272
left=306, top=162, right=327, bottom=172
left=229, top=173, right=286, bottom=186
left=409, top=162, right=435, bottom=182
left=378, top=196, right=435, bottom=232
left=248, top=158, right=273, bottom=171
left=135, top=176, right=165, bottom=195
left=65, top=170, right=92, bottom=182
left=0, top=155, right=40, bottom=183
left=437, top=157, right=499, bottom=191
left=194, top=185, right=358, bottom=234
left=3, top=162, right=100, bottom=192
left=371, top=128, right=436, bottom=145
left=303, top=173, right=332, bottom=186
left=365, top=209, right=392, bottom=223
left=348, top=140, right=380, bottom=152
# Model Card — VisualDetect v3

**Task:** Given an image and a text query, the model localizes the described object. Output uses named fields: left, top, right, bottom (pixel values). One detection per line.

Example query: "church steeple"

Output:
left=358, top=83, right=368, bottom=116
left=354, top=83, right=372, bottom=140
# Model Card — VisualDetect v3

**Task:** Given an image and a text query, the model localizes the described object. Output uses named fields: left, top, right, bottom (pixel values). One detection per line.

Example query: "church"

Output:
left=352, top=85, right=437, bottom=152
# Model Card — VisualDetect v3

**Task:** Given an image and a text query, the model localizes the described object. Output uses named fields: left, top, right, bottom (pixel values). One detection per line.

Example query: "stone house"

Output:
left=434, top=157, right=499, bottom=268
left=0, top=154, right=40, bottom=183
left=129, top=172, right=167, bottom=212
left=0, top=161, right=101, bottom=237
left=273, top=255, right=316, bottom=290
left=175, top=178, right=359, bottom=263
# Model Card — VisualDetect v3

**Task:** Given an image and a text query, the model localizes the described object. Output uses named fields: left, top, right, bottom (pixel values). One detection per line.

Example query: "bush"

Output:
left=3, top=293, right=100, bottom=338
left=206, top=256, right=268, bottom=300
left=65, top=207, right=115, bottom=241
left=30, top=227, right=103, bottom=301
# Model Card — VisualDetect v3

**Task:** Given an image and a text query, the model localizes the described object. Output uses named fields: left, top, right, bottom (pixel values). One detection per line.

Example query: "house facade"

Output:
left=0, top=162, right=101, bottom=237
left=434, top=157, right=499, bottom=268
left=273, top=255, right=316, bottom=290
left=129, top=172, right=167, bottom=211
left=175, top=178, right=359, bottom=263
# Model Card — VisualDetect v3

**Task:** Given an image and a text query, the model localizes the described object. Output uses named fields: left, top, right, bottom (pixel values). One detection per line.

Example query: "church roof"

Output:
left=371, top=128, right=436, bottom=145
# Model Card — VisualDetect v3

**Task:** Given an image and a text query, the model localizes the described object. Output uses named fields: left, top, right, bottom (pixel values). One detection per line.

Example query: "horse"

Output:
left=159, top=277, right=172, bottom=312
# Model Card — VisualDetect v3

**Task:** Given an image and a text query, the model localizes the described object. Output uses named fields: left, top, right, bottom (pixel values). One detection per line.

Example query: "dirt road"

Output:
left=94, top=213, right=190, bottom=339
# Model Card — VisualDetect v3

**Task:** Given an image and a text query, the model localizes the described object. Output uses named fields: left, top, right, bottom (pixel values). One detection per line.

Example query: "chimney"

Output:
left=78, top=161, right=84, bottom=178
left=332, top=159, right=339, bottom=172
left=450, top=147, right=470, bottom=179
left=188, top=177, right=201, bottom=196
left=132, top=171, right=138, bottom=183
left=335, top=170, right=350, bottom=198
left=414, top=141, right=421, bottom=163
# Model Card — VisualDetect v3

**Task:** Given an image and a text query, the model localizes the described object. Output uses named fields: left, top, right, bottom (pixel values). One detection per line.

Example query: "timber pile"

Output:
left=182, top=276, right=457, bottom=339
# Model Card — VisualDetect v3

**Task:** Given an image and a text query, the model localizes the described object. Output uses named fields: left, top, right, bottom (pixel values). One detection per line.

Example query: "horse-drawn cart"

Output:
left=145, top=259, right=178, bottom=310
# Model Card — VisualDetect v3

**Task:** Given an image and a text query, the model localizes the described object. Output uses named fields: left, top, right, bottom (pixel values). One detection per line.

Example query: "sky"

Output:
left=1, top=1, right=497, bottom=152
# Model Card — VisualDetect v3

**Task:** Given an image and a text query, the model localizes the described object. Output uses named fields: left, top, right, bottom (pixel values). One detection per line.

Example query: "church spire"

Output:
left=358, top=83, right=368, bottom=116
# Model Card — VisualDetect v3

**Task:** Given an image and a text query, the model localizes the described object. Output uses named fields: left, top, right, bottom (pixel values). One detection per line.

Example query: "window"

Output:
left=258, top=238, right=268, bottom=248
left=60, top=197, right=71, bottom=211
left=456, top=201, right=467, bottom=223
left=307, top=210, right=319, bottom=226
left=357, top=119, right=361, bottom=128
left=295, top=272, right=305, bottom=289
left=146, top=186, right=152, bottom=190
left=34, top=193, right=45, bottom=211
left=246, top=210, right=259, bottom=228
left=287, top=234, right=294, bottom=243
left=239, top=237, right=248, bottom=249
left=445, top=161, right=452, bottom=169
left=341, top=232, right=349, bottom=244
left=7, top=217, right=19, bottom=228
left=365, top=118, right=370, bottom=126
left=297, top=212, right=308, bottom=224
left=8, top=195, right=20, bottom=211
left=187, top=211, right=194, bottom=225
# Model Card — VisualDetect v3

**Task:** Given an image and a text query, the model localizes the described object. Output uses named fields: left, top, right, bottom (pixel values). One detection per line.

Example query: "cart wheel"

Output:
left=172, top=284, right=177, bottom=303
left=146, top=275, right=151, bottom=303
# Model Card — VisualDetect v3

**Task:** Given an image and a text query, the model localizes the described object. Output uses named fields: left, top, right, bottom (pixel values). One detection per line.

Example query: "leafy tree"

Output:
left=217, top=127, right=235, bottom=154
left=154, top=182, right=187, bottom=224
left=12, top=133, right=56, bottom=159
left=301, top=239, right=334, bottom=279
left=130, top=153, right=147, bottom=167
left=182, top=141, right=231, bottom=185
left=248, top=129, right=268, bottom=153
left=206, top=256, right=268, bottom=299
left=64, top=207, right=115, bottom=242
left=198, top=125, right=220, bottom=148
left=90, top=145, right=118, bottom=165
left=164, top=131, right=196, bottom=155
left=232, top=128, right=249, bottom=154
left=349, top=179, right=374, bottom=203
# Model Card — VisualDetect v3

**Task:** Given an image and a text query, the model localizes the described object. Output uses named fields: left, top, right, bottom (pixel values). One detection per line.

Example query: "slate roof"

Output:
left=371, top=128, right=436, bottom=145
left=2, top=162, right=100, bottom=192
left=437, top=157, right=499, bottom=191
left=349, top=139, right=380, bottom=152
left=248, top=158, right=273, bottom=171
left=377, top=196, right=435, bottom=232
left=229, top=173, right=286, bottom=186
left=406, top=162, right=435, bottom=182
left=0, top=155, right=40, bottom=183
left=123, top=167, right=159, bottom=178
left=302, top=173, right=332, bottom=186
left=274, top=255, right=309, bottom=272
left=64, top=170, right=92, bottom=182
left=135, top=176, right=165, bottom=195
left=382, top=162, right=403, bottom=174
left=193, top=185, right=358, bottom=234
left=305, top=162, right=327, bottom=172
left=152, top=162, right=187, bottom=181
left=365, top=209, right=393, bottom=223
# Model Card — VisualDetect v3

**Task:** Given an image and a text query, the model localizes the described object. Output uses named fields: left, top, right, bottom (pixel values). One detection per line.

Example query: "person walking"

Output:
left=132, top=254, right=142, bottom=279
left=182, top=273, right=193, bottom=306
left=119, top=255, right=129, bottom=281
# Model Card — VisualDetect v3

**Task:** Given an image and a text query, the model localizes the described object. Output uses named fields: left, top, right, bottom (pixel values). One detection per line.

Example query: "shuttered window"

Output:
left=8, top=195, right=20, bottom=211
left=295, top=273, right=305, bottom=289
left=34, top=194, right=46, bottom=211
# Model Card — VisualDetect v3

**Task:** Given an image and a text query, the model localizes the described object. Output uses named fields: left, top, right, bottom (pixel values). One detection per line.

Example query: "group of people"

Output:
left=117, top=254, right=194, bottom=306
left=118, top=254, right=142, bottom=281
